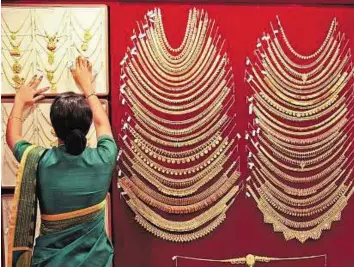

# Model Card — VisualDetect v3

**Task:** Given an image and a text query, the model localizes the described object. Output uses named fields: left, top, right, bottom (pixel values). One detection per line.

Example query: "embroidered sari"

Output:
left=8, top=135, right=118, bottom=267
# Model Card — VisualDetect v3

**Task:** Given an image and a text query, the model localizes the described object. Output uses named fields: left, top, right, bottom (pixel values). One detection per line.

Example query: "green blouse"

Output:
left=14, top=135, right=118, bottom=215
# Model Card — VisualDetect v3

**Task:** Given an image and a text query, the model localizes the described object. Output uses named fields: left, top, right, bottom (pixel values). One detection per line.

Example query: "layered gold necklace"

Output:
left=117, top=8, right=240, bottom=242
left=245, top=17, right=354, bottom=243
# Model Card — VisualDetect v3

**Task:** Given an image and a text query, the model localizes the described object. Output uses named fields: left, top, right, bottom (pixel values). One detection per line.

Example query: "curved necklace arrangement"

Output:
left=118, top=8, right=240, bottom=242
left=245, top=17, right=354, bottom=243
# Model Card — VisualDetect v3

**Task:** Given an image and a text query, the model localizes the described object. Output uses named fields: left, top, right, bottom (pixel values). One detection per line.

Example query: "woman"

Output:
left=6, top=56, right=118, bottom=267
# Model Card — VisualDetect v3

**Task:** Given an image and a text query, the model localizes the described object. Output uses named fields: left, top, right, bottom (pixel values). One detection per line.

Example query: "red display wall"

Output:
left=3, top=1, right=354, bottom=267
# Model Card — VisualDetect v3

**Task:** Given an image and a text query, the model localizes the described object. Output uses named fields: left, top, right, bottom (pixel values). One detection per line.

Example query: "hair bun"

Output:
left=64, top=129, right=87, bottom=155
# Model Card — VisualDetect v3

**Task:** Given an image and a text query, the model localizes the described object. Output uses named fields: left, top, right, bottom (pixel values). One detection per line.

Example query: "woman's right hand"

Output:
left=70, top=56, right=94, bottom=96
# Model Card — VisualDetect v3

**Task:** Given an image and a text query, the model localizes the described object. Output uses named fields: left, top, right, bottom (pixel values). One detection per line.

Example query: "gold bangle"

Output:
left=9, top=115, right=24, bottom=122
left=86, top=92, right=96, bottom=99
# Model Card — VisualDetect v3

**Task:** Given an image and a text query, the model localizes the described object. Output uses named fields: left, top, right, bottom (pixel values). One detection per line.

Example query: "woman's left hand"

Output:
left=15, top=74, right=49, bottom=106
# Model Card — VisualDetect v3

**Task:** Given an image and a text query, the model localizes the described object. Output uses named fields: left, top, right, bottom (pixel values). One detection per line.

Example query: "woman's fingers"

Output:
left=35, top=86, right=50, bottom=95
left=33, top=94, right=45, bottom=103
left=76, top=56, right=81, bottom=68
left=27, top=75, right=37, bottom=87
left=30, top=75, right=43, bottom=90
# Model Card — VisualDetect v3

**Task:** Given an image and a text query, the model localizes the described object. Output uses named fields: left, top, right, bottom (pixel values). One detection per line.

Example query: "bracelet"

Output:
left=86, top=93, right=97, bottom=100
left=9, top=116, right=24, bottom=122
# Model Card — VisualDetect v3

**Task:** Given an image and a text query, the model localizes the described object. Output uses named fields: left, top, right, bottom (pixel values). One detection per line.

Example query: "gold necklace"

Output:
left=71, top=10, right=102, bottom=51
left=254, top=102, right=349, bottom=132
left=172, top=254, right=327, bottom=266
left=144, top=19, right=210, bottom=74
left=154, top=8, right=194, bottom=54
left=129, top=116, right=230, bottom=148
left=276, top=16, right=336, bottom=60
left=252, top=150, right=350, bottom=184
left=126, top=52, right=228, bottom=103
left=252, top=162, right=346, bottom=197
left=265, top=35, right=339, bottom=82
left=2, top=18, right=32, bottom=57
left=256, top=142, right=350, bottom=172
left=118, top=172, right=239, bottom=214
left=247, top=183, right=354, bottom=243
left=126, top=64, right=230, bottom=110
left=35, top=10, right=69, bottom=65
left=271, top=29, right=337, bottom=69
left=123, top=151, right=229, bottom=196
left=2, top=11, right=31, bottom=41
left=257, top=181, right=350, bottom=217
left=119, top=163, right=239, bottom=207
left=125, top=185, right=237, bottom=232
left=132, top=97, right=233, bottom=138
left=37, top=48, right=69, bottom=92
left=146, top=9, right=207, bottom=63
left=129, top=137, right=233, bottom=181
left=257, top=42, right=349, bottom=90
left=133, top=114, right=229, bottom=144
left=146, top=8, right=198, bottom=62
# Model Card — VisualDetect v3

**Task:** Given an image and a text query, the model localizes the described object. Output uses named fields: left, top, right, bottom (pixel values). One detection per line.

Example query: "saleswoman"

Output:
left=6, top=56, right=118, bottom=267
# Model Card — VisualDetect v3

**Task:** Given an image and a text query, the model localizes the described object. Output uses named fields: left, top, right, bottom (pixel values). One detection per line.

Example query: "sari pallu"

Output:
left=8, top=145, right=113, bottom=267
left=8, top=145, right=46, bottom=267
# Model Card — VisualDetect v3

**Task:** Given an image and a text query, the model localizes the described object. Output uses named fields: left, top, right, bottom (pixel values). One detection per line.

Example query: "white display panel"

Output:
left=1, top=6, right=109, bottom=96
left=1, top=99, right=108, bottom=188
left=2, top=194, right=112, bottom=267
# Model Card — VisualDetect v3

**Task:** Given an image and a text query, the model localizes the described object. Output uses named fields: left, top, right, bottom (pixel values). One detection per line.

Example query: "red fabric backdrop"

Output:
left=3, top=1, right=354, bottom=267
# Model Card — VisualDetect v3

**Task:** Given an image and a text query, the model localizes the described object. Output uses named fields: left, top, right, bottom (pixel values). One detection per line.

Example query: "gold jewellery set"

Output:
left=117, top=8, right=240, bottom=242
left=245, top=17, right=354, bottom=243
left=1, top=9, right=104, bottom=93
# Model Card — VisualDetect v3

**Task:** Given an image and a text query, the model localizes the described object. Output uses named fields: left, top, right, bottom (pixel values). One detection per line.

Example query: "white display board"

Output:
left=1, top=99, right=108, bottom=188
left=2, top=194, right=112, bottom=267
left=1, top=6, right=109, bottom=96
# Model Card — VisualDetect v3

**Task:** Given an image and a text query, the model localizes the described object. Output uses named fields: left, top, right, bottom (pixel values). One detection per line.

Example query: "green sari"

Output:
left=8, top=135, right=118, bottom=267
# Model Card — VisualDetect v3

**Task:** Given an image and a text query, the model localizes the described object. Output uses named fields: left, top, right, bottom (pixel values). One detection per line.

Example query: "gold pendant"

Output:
left=50, top=84, right=57, bottom=93
left=81, top=41, right=88, bottom=52
left=48, top=51, right=55, bottom=65
left=11, top=34, right=17, bottom=41
left=47, top=36, right=57, bottom=52
left=300, top=161, right=306, bottom=169
left=12, top=60, right=22, bottom=74
left=245, top=255, right=256, bottom=267
left=84, top=30, right=92, bottom=42
left=10, top=46, right=21, bottom=57
left=12, top=74, right=23, bottom=88
left=47, top=71, right=54, bottom=82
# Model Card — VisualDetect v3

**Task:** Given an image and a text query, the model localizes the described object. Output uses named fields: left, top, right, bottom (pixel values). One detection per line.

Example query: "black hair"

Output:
left=50, top=92, right=92, bottom=155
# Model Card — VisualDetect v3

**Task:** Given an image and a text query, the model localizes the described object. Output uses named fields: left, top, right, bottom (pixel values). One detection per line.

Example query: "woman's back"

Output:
left=14, top=135, right=117, bottom=215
